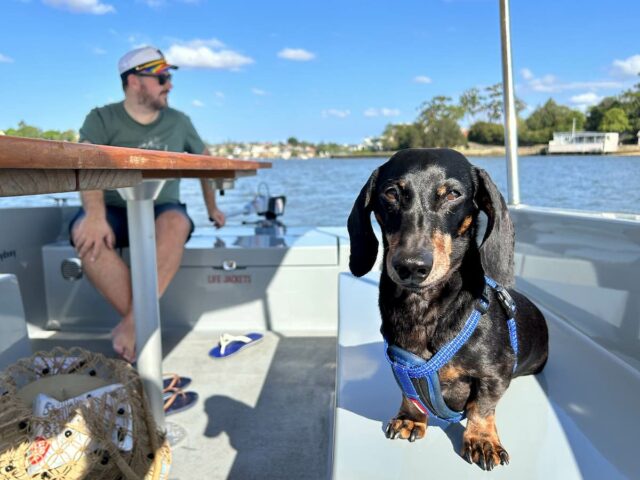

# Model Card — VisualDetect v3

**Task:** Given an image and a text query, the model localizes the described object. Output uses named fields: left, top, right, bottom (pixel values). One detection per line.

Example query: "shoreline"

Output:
left=330, top=144, right=640, bottom=158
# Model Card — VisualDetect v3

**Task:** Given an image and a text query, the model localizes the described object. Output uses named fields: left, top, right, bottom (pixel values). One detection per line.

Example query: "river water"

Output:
left=1, top=155, right=639, bottom=228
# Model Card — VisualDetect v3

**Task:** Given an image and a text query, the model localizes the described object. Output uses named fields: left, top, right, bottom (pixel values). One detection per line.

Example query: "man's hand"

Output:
left=72, top=215, right=115, bottom=262
left=209, top=207, right=226, bottom=229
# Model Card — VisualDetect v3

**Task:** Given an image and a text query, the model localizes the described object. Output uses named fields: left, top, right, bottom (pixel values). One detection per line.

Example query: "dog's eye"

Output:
left=445, top=190, right=460, bottom=202
left=384, top=187, right=399, bottom=202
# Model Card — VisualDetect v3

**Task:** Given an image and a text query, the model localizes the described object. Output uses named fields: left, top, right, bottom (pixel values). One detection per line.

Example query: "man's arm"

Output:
left=200, top=147, right=226, bottom=228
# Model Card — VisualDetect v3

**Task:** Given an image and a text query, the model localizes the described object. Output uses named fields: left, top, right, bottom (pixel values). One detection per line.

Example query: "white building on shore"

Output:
left=548, top=131, right=619, bottom=154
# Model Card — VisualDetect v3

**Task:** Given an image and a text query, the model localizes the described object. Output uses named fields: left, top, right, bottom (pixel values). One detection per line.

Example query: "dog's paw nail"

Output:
left=390, top=430, right=399, bottom=440
left=409, top=430, right=417, bottom=442
left=499, top=451, right=509, bottom=465
left=486, top=457, right=495, bottom=471
left=384, top=424, right=392, bottom=438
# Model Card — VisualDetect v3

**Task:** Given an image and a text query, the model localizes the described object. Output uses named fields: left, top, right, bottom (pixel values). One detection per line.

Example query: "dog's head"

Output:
left=347, top=148, right=514, bottom=291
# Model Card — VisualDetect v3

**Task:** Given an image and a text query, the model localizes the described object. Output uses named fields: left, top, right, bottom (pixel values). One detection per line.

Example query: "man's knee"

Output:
left=155, top=210, right=191, bottom=241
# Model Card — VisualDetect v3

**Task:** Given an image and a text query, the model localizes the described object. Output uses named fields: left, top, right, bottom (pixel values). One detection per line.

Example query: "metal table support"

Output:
left=118, top=180, right=166, bottom=430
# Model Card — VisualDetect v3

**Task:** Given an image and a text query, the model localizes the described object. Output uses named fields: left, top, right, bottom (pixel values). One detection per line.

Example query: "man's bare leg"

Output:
left=154, top=210, right=191, bottom=296
left=75, top=241, right=136, bottom=360
left=114, top=210, right=190, bottom=361
left=76, top=210, right=190, bottom=362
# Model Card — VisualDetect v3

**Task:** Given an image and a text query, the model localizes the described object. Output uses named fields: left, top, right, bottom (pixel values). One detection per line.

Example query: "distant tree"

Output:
left=417, top=96, right=465, bottom=147
left=524, top=99, right=585, bottom=142
left=481, top=83, right=526, bottom=122
left=468, top=121, right=504, bottom=145
left=585, top=97, right=622, bottom=131
left=4, top=121, right=77, bottom=141
left=381, top=123, right=427, bottom=150
left=599, top=107, right=631, bottom=133
left=316, top=142, right=344, bottom=155
left=618, top=82, right=640, bottom=136
left=287, top=136, right=300, bottom=147
left=459, top=87, right=485, bottom=124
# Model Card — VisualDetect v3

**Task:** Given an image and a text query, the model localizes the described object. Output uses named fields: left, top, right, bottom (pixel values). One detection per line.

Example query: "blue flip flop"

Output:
left=209, top=333, right=264, bottom=359
left=163, top=389, right=198, bottom=416
left=163, top=373, right=191, bottom=392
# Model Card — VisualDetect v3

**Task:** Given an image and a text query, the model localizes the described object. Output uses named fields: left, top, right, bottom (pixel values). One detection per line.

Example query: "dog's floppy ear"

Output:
left=474, top=167, right=515, bottom=288
left=348, top=169, right=379, bottom=277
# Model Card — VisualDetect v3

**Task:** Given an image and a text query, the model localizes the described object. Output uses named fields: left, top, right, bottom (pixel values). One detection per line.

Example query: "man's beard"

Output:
left=138, top=84, right=167, bottom=110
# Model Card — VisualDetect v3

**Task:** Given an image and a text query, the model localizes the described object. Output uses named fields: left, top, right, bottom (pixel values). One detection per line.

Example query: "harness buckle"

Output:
left=477, top=284, right=491, bottom=315
left=495, top=285, right=517, bottom=315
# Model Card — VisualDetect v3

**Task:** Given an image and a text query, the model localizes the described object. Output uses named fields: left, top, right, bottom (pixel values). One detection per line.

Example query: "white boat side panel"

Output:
left=511, top=207, right=640, bottom=370
left=0, top=274, right=30, bottom=369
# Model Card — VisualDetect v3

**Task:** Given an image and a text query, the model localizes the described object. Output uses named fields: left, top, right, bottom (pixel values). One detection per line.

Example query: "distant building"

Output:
left=548, top=131, right=618, bottom=154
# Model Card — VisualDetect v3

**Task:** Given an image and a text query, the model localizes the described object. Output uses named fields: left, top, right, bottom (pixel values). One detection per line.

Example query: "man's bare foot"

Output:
left=112, top=314, right=136, bottom=363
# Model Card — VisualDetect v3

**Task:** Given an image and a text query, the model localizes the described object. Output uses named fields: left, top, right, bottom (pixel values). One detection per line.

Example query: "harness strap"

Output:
left=384, top=276, right=519, bottom=423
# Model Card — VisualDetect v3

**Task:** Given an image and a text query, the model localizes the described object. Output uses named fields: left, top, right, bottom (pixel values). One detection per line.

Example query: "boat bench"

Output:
left=0, top=274, right=31, bottom=369
left=333, top=272, right=639, bottom=479
left=40, top=227, right=351, bottom=333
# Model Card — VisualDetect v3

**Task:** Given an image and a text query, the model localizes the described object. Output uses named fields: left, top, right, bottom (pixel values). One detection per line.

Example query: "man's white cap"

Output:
left=118, top=46, right=178, bottom=75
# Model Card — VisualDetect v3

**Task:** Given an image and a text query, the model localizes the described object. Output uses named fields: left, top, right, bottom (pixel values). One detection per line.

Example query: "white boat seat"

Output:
left=0, top=274, right=31, bottom=370
left=333, top=272, right=639, bottom=479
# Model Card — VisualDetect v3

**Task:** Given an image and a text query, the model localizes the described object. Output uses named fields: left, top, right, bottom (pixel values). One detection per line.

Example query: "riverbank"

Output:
left=330, top=143, right=640, bottom=158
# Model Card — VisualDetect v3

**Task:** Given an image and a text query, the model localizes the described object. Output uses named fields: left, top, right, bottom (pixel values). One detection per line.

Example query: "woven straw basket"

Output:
left=0, top=347, right=171, bottom=480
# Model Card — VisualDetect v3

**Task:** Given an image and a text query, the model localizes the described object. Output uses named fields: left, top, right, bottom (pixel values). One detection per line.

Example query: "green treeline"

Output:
left=1, top=121, right=77, bottom=142
left=380, top=80, right=640, bottom=150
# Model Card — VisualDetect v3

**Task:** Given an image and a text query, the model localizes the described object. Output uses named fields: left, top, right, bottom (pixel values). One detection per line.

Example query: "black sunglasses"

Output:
left=136, top=73, right=172, bottom=86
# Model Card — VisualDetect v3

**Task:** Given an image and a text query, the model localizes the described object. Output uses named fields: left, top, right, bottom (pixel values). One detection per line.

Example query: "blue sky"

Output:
left=1, top=0, right=639, bottom=144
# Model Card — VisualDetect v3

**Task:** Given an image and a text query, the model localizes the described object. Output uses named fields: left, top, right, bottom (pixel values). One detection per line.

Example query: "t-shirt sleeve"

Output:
left=79, top=108, right=110, bottom=145
left=182, top=114, right=206, bottom=154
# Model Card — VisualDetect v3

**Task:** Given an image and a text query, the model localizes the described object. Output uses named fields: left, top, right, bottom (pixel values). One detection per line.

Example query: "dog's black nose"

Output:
left=393, top=254, right=433, bottom=283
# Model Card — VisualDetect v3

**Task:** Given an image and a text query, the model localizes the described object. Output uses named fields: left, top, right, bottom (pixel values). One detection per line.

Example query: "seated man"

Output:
left=70, top=46, right=225, bottom=362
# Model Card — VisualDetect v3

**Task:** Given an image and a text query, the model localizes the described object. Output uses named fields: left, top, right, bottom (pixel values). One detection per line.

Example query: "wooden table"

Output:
left=0, top=135, right=271, bottom=428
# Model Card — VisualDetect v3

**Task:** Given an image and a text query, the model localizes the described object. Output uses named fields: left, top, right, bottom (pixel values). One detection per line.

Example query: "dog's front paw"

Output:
left=384, top=418, right=426, bottom=442
left=460, top=435, right=509, bottom=470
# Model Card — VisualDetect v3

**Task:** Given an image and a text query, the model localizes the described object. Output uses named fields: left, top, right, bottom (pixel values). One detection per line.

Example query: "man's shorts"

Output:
left=69, top=202, right=195, bottom=249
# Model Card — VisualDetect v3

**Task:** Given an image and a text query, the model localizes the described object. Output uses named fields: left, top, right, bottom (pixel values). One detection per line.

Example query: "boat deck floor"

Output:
left=28, top=328, right=336, bottom=480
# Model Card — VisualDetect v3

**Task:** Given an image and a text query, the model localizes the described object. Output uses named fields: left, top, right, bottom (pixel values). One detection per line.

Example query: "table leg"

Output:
left=119, top=181, right=166, bottom=430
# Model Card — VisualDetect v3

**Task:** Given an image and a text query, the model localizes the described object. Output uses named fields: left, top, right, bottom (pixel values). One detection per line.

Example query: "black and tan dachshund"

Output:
left=348, top=148, right=548, bottom=470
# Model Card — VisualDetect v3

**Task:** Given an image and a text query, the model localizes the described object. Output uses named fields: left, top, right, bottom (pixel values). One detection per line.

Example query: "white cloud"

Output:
left=165, top=42, right=253, bottom=70
left=175, top=38, right=225, bottom=49
left=192, top=99, right=205, bottom=107
left=522, top=70, right=622, bottom=93
left=214, top=91, right=225, bottom=98
left=322, top=109, right=350, bottom=118
left=0, top=53, right=14, bottom=63
left=251, top=88, right=266, bottom=96
left=278, top=48, right=315, bottom=61
left=92, top=47, right=107, bottom=55
left=569, top=92, right=603, bottom=111
left=414, top=75, right=432, bottom=84
left=43, top=0, right=115, bottom=14
left=612, top=54, right=640, bottom=77
left=364, top=108, right=400, bottom=117
left=521, top=68, right=534, bottom=80
left=570, top=92, right=602, bottom=105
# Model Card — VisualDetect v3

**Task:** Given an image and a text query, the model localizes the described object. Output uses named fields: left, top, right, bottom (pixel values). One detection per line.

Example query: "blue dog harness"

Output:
left=384, top=276, right=519, bottom=423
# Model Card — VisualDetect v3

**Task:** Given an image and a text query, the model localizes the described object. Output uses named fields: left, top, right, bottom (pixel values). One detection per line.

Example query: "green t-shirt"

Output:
left=79, top=101, right=205, bottom=207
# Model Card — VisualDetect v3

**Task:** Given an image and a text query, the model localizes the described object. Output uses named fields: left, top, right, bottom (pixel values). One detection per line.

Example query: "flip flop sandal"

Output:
left=162, top=373, right=192, bottom=393
left=163, top=388, right=199, bottom=416
left=209, top=333, right=264, bottom=359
